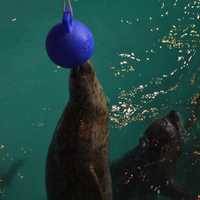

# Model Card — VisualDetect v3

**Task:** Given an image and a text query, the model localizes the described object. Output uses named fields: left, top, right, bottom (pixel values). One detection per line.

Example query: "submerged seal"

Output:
left=0, top=159, right=26, bottom=196
left=46, top=62, right=112, bottom=200
left=111, top=111, right=196, bottom=200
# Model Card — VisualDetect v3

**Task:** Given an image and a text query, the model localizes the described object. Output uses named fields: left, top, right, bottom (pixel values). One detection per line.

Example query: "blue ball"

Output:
left=46, top=10, right=95, bottom=68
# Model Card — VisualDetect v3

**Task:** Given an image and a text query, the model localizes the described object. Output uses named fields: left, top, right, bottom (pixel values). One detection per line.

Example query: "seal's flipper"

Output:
left=139, top=195, right=155, bottom=200
left=80, top=165, right=104, bottom=200
left=161, top=181, right=195, bottom=200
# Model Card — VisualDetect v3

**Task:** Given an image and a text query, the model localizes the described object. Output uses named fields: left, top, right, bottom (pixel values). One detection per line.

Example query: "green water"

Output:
left=0, top=0, right=200, bottom=199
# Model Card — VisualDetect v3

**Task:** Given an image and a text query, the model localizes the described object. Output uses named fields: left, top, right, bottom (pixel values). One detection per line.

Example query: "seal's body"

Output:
left=111, top=111, right=195, bottom=200
left=46, top=62, right=112, bottom=200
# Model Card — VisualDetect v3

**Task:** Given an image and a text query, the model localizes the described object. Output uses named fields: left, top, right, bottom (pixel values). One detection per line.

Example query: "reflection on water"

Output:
left=111, top=53, right=140, bottom=77
left=110, top=0, right=200, bottom=128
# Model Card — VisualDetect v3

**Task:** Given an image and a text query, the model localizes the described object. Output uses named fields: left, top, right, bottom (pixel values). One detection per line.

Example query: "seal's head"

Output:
left=69, top=62, right=107, bottom=115
left=69, top=62, right=95, bottom=98
left=141, top=111, right=185, bottom=162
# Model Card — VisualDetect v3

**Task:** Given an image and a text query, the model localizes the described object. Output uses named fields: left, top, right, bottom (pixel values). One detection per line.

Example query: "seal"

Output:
left=182, top=139, right=200, bottom=198
left=111, top=111, right=196, bottom=200
left=181, top=93, right=200, bottom=198
left=46, top=62, right=112, bottom=200
left=0, top=159, right=26, bottom=196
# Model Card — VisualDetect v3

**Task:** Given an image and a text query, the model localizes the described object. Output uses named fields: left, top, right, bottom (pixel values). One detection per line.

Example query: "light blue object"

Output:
left=46, top=0, right=95, bottom=68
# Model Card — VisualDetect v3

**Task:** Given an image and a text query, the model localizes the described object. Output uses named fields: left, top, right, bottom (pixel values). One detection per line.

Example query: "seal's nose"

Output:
left=168, top=110, right=180, bottom=123
left=167, top=110, right=185, bottom=142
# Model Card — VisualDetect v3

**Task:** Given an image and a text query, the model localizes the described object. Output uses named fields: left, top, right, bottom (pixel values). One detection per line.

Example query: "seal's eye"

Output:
left=160, top=119, right=169, bottom=128
left=139, top=138, right=150, bottom=149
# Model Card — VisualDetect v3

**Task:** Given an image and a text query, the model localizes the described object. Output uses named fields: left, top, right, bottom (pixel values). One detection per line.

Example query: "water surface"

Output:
left=0, top=0, right=200, bottom=199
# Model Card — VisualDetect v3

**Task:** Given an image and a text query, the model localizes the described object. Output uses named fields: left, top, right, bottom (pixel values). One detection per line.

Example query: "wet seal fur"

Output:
left=111, top=111, right=196, bottom=200
left=46, top=62, right=112, bottom=200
